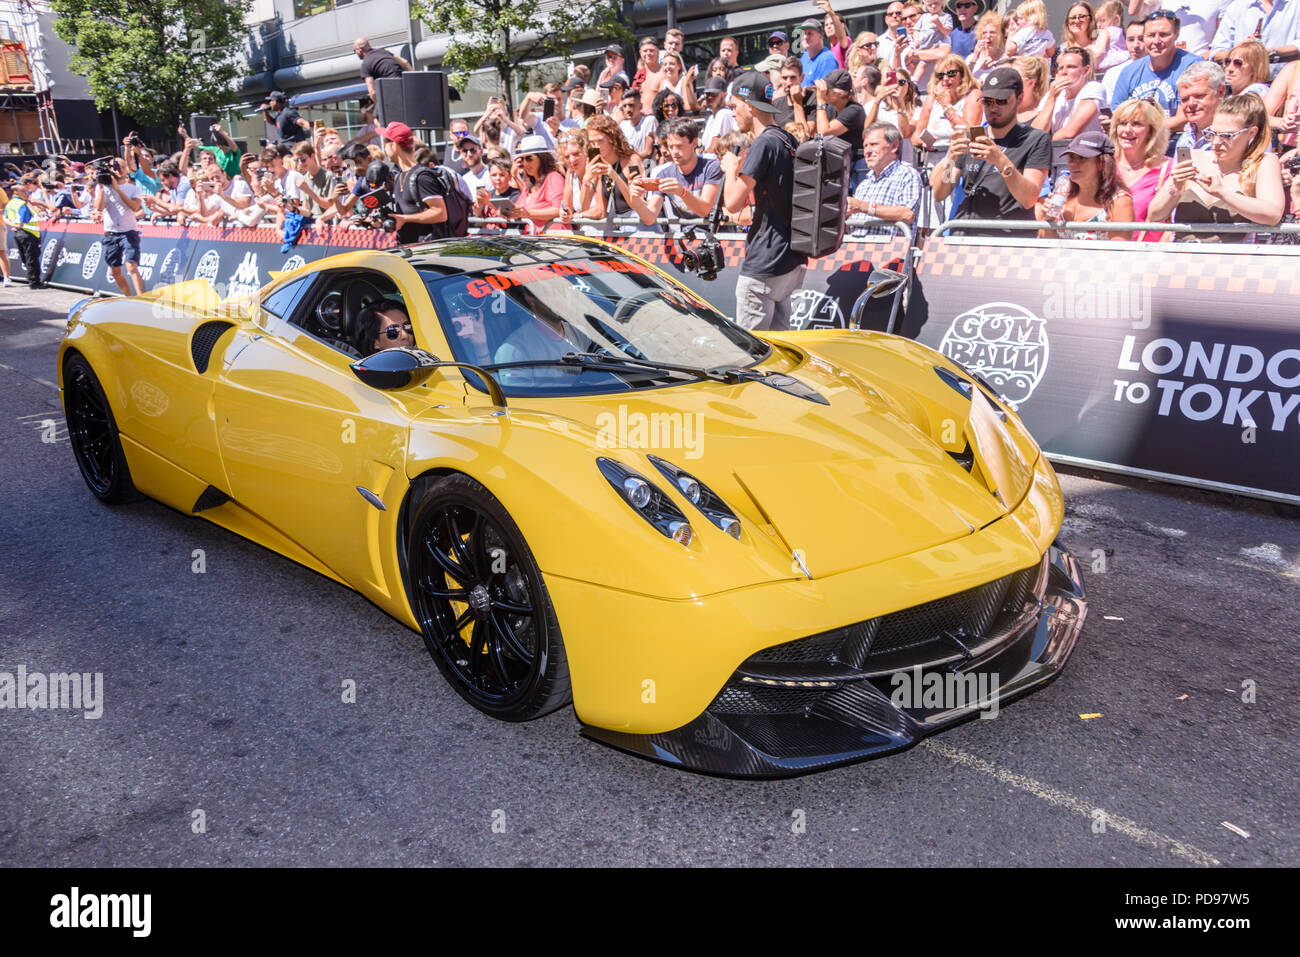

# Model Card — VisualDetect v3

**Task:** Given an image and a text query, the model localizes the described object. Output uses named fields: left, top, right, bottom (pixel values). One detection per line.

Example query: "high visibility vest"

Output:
left=4, top=197, right=39, bottom=237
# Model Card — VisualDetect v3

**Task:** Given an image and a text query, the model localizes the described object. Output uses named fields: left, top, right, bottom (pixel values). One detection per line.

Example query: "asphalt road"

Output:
left=1, top=283, right=1296, bottom=868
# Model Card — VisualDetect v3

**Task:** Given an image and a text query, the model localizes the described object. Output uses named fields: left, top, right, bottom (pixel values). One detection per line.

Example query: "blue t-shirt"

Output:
left=130, top=168, right=161, bottom=196
left=951, top=25, right=976, bottom=60
left=801, top=47, right=839, bottom=85
left=1109, top=48, right=1203, bottom=118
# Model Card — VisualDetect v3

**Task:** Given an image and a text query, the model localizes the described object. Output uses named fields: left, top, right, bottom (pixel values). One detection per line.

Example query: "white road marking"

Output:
left=0, top=360, right=59, bottom=392
left=919, top=739, right=1222, bottom=867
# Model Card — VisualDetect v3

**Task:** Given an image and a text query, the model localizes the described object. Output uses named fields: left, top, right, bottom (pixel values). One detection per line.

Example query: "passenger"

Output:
left=355, top=301, right=415, bottom=354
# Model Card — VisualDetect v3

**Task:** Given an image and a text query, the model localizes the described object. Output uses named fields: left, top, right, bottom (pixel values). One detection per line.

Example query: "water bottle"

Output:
left=1046, top=170, right=1071, bottom=227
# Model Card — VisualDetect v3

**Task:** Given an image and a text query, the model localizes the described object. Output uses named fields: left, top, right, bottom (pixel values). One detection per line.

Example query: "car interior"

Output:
left=268, top=269, right=412, bottom=359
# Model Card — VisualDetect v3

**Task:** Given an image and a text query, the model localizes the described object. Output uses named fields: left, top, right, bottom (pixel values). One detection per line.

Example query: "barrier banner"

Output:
left=607, top=233, right=909, bottom=331
left=903, top=238, right=1300, bottom=501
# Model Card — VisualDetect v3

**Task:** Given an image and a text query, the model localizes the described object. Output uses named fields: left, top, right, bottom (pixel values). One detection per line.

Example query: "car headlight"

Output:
left=647, top=455, right=743, bottom=541
left=597, top=458, right=693, bottom=546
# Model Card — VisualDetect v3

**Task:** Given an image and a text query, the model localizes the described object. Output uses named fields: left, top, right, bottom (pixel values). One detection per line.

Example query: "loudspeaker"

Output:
left=189, top=114, right=219, bottom=143
left=402, top=71, right=452, bottom=130
left=376, top=76, right=405, bottom=126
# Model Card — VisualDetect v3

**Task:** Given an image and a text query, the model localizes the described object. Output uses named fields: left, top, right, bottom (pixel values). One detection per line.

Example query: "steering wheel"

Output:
left=587, top=315, right=648, bottom=361
left=316, top=290, right=343, bottom=334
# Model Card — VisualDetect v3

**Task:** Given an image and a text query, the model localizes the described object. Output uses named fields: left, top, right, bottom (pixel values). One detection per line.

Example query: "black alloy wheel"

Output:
left=63, top=353, right=138, bottom=504
left=407, top=474, right=570, bottom=721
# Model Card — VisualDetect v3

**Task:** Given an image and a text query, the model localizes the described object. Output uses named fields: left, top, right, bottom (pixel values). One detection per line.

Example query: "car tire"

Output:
left=406, top=473, right=572, bottom=721
left=62, top=352, right=140, bottom=505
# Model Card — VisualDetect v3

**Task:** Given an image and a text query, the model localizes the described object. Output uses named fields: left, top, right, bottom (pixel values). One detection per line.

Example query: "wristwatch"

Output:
left=1000, top=162, right=1015, bottom=177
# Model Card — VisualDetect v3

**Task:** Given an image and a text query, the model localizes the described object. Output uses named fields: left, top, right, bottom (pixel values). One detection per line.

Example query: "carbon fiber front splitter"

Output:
left=581, top=544, right=1087, bottom=779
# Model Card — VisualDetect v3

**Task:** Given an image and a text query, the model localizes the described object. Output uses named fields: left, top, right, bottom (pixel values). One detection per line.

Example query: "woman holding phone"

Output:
left=578, top=115, right=644, bottom=226
left=1146, top=94, right=1285, bottom=243
left=510, top=136, right=565, bottom=234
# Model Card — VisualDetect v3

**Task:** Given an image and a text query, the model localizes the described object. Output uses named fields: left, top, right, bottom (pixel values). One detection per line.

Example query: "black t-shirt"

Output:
left=361, top=48, right=404, bottom=80
left=395, top=165, right=453, bottom=244
left=825, top=101, right=866, bottom=165
left=275, top=107, right=309, bottom=144
left=954, top=122, right=1051, bottom=235
left=772, top=89, right=817, bottom=129
left=739, top=124, right=806, bottom=278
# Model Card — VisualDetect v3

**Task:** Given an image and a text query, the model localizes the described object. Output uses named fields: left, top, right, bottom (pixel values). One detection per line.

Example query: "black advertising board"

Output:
left=905, top=238, right=1300, bottom=502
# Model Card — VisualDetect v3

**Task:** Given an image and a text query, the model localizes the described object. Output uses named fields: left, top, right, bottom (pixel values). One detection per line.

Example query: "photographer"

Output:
left=721, top=70, right=807, bottom=331
left=92, top=158, right=146, bottom=296
left=380, top=121, right=460, bottom=243
left=177, top=121, right=242, bottom=180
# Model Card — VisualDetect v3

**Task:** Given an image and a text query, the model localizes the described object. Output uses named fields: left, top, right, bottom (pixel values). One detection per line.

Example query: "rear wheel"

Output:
left=407, top=474, right=571, bottom=721
left=63, top=353, right=139, bottom=504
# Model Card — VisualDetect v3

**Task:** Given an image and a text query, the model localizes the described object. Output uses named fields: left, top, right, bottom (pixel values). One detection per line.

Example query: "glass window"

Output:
left=419, top=253, right=766, bottom=396
left=262, top=275, right=313, bottom=319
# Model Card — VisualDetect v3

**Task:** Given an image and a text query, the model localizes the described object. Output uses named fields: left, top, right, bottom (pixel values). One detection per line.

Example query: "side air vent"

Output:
left=191, top=321, right=234, bottom=373
left=947, top=442, right=974, bottom=472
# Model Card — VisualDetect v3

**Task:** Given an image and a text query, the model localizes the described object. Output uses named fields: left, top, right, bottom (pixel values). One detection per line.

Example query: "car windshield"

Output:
left=419, top=254, right=768, bottom=396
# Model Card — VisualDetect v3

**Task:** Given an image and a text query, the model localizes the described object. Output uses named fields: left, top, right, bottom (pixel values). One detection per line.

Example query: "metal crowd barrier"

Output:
left=934, top=218, right=1300, bottom=239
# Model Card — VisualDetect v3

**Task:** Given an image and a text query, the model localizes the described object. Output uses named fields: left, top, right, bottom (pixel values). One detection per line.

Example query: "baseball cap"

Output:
left=1064, top=130, right=1115, bottom=158
left=600, top=72, right=630, bottom=89
left=981, top=67, right=1023, bottom=100
left=757, top=53, right=785, bottom=72
left=268, top=90, right=286, bottom=102
left=797, top=18, right=824, bottom=34
left=379, top=121, right=415, bottom=147
left=605, top=43, right=623, bottom=56
left=702, top=75, right=729, bottom=96
left=580, top=88, right=605, bottom=108
left=457, top=133, right=483, bottom=149
left=561, top=77, right=585, bottom=92
left=824, top=68, right=853, bottom=94
left=768, top=30, right=789, bottom=44
left=729, top=69, right=778, bottom=113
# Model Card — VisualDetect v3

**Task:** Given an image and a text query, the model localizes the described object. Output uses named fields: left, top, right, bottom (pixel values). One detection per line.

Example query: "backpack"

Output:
left=398, top=164, right=470, bottom=239
left=789, top=134, right=853, bottom=258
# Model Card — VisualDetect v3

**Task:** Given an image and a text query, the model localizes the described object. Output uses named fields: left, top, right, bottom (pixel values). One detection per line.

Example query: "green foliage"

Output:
left=412, top=0, right=633, bottom=109
left=51, top=0, right=251, bottom=131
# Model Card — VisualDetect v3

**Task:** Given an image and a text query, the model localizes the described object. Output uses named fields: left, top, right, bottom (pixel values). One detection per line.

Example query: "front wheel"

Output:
left=63, top=353, right=139, bottom=505
left=406, top=474, right=571, bottom=721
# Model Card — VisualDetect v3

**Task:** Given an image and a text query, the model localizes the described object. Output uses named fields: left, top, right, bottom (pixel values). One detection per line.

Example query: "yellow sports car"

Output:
left=59, top=236, right=1086, bottom=777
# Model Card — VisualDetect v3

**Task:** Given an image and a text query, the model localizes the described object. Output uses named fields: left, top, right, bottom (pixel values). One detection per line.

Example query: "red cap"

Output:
left=379, top=121, right=414, bottom=147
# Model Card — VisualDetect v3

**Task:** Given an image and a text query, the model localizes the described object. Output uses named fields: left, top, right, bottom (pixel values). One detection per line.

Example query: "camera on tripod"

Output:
left=678, top=225, right=724, bottom=281
left=353, top=160, right=398, bottom=232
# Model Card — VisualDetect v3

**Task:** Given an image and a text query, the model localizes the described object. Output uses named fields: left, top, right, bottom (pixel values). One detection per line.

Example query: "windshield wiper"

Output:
left=559, top=351, right=729, bottom=381
left=479, top=355, right=706, bottom=382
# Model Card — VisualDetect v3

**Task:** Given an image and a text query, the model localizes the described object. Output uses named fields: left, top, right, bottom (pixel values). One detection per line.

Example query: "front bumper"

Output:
left=581, top=543, right=1086, bottom=778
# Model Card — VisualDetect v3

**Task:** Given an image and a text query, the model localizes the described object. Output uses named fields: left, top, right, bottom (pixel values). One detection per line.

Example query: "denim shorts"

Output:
left=104, top=230, right=141, bottom=267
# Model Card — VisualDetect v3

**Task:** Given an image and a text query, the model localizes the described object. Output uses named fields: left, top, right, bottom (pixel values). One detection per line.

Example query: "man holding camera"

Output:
left=380, top=121, right=459, bottom=243
left=93, top=158, right=146, bottom=296
left=721, top=70, right=807, bottom=331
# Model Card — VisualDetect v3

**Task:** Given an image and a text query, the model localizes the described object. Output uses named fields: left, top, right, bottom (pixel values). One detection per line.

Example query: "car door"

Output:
left=213, top=268, right=422, bottom=594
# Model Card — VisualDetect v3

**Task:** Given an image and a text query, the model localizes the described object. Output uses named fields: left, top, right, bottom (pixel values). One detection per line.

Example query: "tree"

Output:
left=412, top=0, right=634, bottom=111
left=51, top=0, right=251, bottom=135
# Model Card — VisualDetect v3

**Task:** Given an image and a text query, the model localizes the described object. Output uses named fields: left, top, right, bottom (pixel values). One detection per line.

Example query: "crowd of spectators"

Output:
left=5, top=1, right=1300, bottom=293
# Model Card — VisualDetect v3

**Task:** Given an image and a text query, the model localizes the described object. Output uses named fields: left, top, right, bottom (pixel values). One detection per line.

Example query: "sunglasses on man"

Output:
left=380, top=322, right=414, bottom=339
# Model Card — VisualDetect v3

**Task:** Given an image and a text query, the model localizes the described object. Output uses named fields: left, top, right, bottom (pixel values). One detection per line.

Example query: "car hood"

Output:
left=507, top=343, right=1034, bottom=579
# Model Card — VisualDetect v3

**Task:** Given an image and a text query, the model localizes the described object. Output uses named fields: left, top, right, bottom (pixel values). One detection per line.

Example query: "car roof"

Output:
left=396, top=235, right=611, bottom=278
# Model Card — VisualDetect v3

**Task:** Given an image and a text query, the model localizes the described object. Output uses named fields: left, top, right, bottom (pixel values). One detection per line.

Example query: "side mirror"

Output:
left=850, top=268, right=907, bottom=329
left=350, top=347, right=441, bottom=390
left=350, top=348, right=508, bottom=407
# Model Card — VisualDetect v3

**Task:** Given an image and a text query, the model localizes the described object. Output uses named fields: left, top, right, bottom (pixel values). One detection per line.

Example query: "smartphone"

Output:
left=886, top=70, right=898, bottom=84
left=969, top=127, right=988, bottom=141
left=543, top=98, right=556, bottom=120
left=587, top=146, right=600, bottom=162
left=898, top=25, right=908, bottom=38
left=1176, top=144, right=1192, bottom=165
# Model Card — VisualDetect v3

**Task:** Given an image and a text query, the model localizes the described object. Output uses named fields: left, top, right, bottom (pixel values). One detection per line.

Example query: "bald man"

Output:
left=354, top=36, right=411, bottom=101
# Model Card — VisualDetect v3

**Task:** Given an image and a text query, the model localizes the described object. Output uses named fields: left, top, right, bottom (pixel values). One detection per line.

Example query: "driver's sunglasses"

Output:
left=381, top=322, right=413, bottom=339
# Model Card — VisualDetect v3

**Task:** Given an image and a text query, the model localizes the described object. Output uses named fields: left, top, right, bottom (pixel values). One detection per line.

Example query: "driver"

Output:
left=492, top=285, right=595, bottom=378
left=354, top=300, right=416, bottom=355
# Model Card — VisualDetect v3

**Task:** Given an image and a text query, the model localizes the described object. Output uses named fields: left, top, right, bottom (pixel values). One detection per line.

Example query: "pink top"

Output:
left=1128, top=160, right=1170, bottom=241
left=519, top=170, right=565, bottom=234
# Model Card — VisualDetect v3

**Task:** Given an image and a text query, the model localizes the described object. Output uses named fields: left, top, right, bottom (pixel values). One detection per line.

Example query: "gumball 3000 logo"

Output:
left=788, top=290, right=846, bottom=330
left=194, top=250, right=221, bottom=283
left=40, top=239, right=58, bottom=278
left=282, top=255, right=306, bottom=273
left=938, top=302, right=1050, bottom=408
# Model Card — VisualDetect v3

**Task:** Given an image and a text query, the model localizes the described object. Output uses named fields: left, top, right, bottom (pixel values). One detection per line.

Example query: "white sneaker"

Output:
left=1, top=278, right=11, bottom=287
